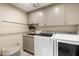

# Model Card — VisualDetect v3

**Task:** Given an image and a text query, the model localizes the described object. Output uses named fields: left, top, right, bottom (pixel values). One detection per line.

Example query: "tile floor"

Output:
left=20, top=51, right=33, bottom=56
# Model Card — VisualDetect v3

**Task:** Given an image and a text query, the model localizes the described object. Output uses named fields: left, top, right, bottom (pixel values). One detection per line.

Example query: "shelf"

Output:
left=1, top=20, right=27, bottom=25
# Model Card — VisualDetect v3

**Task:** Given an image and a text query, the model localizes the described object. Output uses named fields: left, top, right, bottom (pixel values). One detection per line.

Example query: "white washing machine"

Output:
left=34, top=32, right=55, bottom=56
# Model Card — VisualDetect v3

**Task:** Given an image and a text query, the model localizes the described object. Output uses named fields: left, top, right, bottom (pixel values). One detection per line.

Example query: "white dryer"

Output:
left=53, top=33, right=78, bottom=56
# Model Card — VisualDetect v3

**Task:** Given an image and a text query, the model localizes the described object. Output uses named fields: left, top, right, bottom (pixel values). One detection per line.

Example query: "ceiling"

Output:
left=11, top=3, right=52, bottom=12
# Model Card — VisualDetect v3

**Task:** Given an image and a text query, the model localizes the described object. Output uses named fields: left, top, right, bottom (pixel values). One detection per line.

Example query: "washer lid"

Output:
left=37, top=32, right=53, bottom=37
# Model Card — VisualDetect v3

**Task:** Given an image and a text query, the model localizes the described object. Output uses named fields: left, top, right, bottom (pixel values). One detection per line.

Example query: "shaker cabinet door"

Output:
left=52, top=4, right=65, bottom=25
left=44, top=4, right=65, bottom=26
left=27, top=11, right=45, bottom=26
left=64, top=3, right=79, bottom=25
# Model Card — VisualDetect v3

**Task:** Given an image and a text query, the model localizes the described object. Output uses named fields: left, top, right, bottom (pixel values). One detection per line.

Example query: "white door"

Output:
left=34, top=36, right=51, bottom=56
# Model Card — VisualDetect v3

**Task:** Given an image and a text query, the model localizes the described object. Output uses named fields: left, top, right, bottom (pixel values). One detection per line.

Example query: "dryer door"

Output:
left=54, top=39, right=79, bottom=56
left=58, top=42, right=79, bottom=56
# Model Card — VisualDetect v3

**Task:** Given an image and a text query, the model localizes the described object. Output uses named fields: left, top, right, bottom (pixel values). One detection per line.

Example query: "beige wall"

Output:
left=0, top=34, right=23, bottom=48
left=37, top=25, right=77, bottom=33
left=0, top=4, right=28, bottom=49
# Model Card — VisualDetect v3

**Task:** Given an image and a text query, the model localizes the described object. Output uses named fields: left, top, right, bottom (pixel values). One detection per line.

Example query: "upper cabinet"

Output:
left=44, top=4, right=65, bottom=26
left=27, top=4, right=79, bottom=26
left=53, top=4, right=65, bottom=25
left=64, top=4, right=79, bottom=25
left=28, top=4, right=65, bottom=26
left=27, top=10, right=45, bottom=26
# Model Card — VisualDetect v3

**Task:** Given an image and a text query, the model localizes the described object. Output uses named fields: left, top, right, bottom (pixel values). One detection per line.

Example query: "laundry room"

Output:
left=0, top=2, right=79, bottom=56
